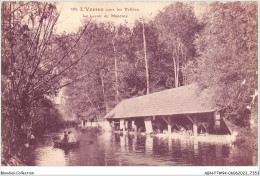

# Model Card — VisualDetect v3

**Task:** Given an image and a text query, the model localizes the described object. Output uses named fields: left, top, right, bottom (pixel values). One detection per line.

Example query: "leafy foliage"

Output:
left=189, top=2, right=258, bottom=127
left=1, top=2, right=93, bottom=160
left=154, top=2, right=201, bottom=87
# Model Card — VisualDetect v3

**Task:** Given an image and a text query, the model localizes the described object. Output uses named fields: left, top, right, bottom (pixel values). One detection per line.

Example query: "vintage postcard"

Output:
left=1, top=0, right=258, bottom=175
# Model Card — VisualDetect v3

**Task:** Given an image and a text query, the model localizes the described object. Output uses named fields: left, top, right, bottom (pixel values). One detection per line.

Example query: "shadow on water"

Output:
left=24, top=128, right=255, bottom=166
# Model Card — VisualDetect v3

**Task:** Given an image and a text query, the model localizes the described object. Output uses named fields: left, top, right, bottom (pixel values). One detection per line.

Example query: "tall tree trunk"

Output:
left=142, top=19, right=149, bottom=94
left=183, top=67, right=186, bottom=85
left=100, top=70, right=108, bottom=114
left=112, top=38, right=119, bottom=103
left=181, top=46, right=187, bottom=86
left=173, top=56, right=179, bottom=88
left=177, top=59, right=180, bottom=87
left=182, top=62, right=187, bottom=86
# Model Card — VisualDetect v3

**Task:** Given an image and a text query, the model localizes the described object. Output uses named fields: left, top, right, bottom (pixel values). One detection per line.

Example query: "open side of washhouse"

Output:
left=104, top=84, right=231, bottom=136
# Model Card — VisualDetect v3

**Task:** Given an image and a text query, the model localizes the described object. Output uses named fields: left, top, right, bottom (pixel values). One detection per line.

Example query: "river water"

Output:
left=24, top=128, right=255, bottom=166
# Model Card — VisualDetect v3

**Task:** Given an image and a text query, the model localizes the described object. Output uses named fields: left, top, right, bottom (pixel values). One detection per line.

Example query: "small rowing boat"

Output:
left=53, top=141, right=80, bottom=148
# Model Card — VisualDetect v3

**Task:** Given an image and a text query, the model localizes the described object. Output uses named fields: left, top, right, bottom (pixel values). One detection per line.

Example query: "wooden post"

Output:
left=109, top=120, right=115, bottom=130
left=207, top=117, right=211, bottom=134
left=144, top=117, right=153, bottom=133
left=186, top=115, right=198, bottom=136
left=120, top=119, right=125, bottom=132
left=132, top=119, right=136, bottom=132
left=193, top=117, right=198, bottom=136
left=125, top=120, right=128, bottom=131
left=214, top=111, right=221, bottom=130
left=193, top=124, right=198, bottom=136
left=82, top=120, right=84, bottom=127
left=167, top=117, right=172, bottom=134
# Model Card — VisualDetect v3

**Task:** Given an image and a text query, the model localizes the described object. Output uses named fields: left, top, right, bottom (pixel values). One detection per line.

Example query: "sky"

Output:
left=55, top=1, right=208, bottom=34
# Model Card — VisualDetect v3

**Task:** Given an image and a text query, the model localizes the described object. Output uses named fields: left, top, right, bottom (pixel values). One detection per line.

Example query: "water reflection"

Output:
left=35, top=147, right=66, bottom=166
left=145, top=135, right=153, bottom=155
left=26, top=128, right=254, bottom=166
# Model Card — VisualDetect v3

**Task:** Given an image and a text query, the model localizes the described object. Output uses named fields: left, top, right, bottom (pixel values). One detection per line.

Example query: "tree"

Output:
left=62, top=21, right=116, bottom=121
left=125, top=20, right=162, bottom=95
left=190, top=2, right=257, bottom=127
left=1, top=2, right=92, bottom=160
left=142, top=18, right=150, bottom=94
left=154, top=2, right=201, bottom=87
left=112, top=24, right=132, bottom=102
left=112, top=29, right=119, bottom=103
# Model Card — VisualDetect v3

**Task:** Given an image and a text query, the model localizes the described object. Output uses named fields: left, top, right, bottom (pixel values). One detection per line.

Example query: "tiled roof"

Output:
left=104, top=84, right=216, bottom=119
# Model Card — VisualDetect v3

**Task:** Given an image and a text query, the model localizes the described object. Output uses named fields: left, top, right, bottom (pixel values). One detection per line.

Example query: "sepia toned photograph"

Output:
left=1, top=1, right=258, bottom=168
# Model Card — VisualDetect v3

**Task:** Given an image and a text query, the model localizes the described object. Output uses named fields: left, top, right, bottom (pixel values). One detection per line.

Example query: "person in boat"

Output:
left=61, top=131, right=69, bottom=143
left=68, top=131, right=76, bottom=142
